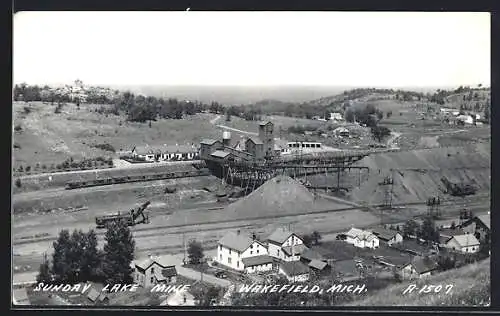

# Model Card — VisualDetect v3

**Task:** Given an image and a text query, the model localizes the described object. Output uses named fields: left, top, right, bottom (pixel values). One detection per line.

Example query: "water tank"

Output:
left=222, top=131, right=231, bottom=146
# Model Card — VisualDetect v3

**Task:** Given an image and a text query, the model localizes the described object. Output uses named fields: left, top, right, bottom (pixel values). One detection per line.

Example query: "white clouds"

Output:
left=13, top=11, right=490, bottom=87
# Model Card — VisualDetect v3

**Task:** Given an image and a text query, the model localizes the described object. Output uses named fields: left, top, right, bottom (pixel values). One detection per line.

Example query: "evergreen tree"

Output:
left=418, top=216, right=440, bottom=244
left=102, top=221, right=135, bottom=284
left=80, top=229, right=102, bottom=282
left=187, top=239, right=204, bottom=265
left=403, top=219, right=418, bottom=239
left=51, top=229, right=72, bottom=282
left=67, top=229, right=86, bottom=283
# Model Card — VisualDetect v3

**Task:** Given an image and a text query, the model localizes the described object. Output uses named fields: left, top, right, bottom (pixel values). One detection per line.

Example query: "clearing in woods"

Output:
left=12, top=101, right=222, bottom=169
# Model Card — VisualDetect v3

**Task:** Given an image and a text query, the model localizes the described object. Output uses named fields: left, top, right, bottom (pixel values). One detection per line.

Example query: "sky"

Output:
left=13, top=11, right=490, bottom=88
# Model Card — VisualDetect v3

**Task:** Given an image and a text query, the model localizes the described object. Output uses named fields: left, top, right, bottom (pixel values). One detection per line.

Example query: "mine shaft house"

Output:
left=216, top=231, right=272, bottom=273
left=134, top=255, right=178, bottom=288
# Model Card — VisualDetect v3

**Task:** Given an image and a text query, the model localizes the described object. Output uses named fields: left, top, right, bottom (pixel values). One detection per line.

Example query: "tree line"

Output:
left=37, top=220, right=135, bottom=285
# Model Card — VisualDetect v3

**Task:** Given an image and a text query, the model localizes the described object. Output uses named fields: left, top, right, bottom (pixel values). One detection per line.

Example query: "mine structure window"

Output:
left=220, top=245, right=222, bottom=251
left=229, top=249, right=232, bottom=255
left=151, top=277, right=154, bottom=284
left=151, top=268, right=154, bottom=274
left=228, top=257, right=232, bottom=264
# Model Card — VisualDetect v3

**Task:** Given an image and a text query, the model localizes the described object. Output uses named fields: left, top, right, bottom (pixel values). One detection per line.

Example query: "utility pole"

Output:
left=183, top=232, right=186, bottom=265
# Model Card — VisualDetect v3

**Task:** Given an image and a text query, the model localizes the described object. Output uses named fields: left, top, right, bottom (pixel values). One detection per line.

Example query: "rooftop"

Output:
left=449, top=234, right=480, bottom=248
left=282, top=244, right=308, bottom=256
left=200, top=139, right=219, bottom=145
left=346, top=228, right=378, bottom=242
left=280, top=261, right=310, bottom=276
left=308, top=259, right=328, bottom=270
left=406, top=256, right=439, bottom=274
left=241, top=255, right=274, bottom=267
left=218, top=231, right=254, bottom=252
left=211, top=150, right=231, bottom=159
left=371, top=227, right=401, bottom=241
left=300, top=248, right=325, bottom=262
left=134, top=144, right=197, bottom=155
left=246, top=137, right=264, bottom=145
left=267, top=227, right=296, bottom=245
left=476, top=214, right=491, bottom=230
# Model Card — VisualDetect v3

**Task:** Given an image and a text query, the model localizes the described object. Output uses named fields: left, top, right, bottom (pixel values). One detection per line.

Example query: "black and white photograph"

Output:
left=12, top=11, right=491, bottom=308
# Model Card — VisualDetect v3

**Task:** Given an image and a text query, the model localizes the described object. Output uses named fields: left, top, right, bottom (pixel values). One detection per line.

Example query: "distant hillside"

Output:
left=349, top=258, right=490, bottom=306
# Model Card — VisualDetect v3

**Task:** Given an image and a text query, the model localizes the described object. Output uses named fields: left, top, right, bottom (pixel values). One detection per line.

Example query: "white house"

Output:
left=456, top=115, right=474, bottom=125
left=400, top=256, right=439, bottom=280
left=278, top=261, right=310, bottom=283
left=216, top=231, right=269, bottom=272
left=345, top=228, right=379, bottom=249
left=132, top=144, right=199, bottom=162
left=445, top=234, right=480, bottom=254
left=267, top=228, right=307, bottom=262
left=133, top=255, right=178, bottom=288
left=371, top=228, right=403, bottom=246
left=333, top=127, right=350, bottom=138
left=330, top=112, right=344, bottom=121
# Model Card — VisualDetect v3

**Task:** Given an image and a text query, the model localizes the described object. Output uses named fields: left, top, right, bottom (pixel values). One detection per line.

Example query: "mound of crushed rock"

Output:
left=350, top=143, right=491, bottom=205
left=224, top=175, right=350, bottom=219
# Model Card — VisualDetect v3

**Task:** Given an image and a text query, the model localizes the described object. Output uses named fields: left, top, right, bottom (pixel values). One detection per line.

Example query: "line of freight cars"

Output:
left=65, top=168, right=211, bottom=190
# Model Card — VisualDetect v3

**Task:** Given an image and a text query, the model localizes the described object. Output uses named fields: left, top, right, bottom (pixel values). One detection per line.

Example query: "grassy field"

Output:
left=348, top=258, right=490, bottom=306
left=12, top=101, right=221, bottom=170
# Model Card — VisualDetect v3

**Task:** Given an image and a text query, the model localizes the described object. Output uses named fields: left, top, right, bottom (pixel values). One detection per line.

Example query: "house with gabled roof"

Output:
left=345, top=228, right=379, bottom=249
left=216, top=230, right=270, bottom=272
left=133, top=255, right=178, bottom=288
left=460, top=214, right=490, bottom=242
left=279, top=261, right=310, bottom=282
left=400, top=256, right=439, bottom=280
left=132, top=144, right=199, bottom=162
left=267, top=227, right=307, bottom=262
left=371, top=227, right=403, bottom=246
left=445, top=234, right=480, bottom=254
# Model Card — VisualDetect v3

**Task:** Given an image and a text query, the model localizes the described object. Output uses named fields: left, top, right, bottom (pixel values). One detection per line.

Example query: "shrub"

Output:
left=13, top=143, right=21, bottom=149
left=93, top=143, right=116, bottom=153
left=41, top=164, right=47, bottom=170
left=14, top=125, right=22, bottom=132
left=15, top=178, right=22, bottom=188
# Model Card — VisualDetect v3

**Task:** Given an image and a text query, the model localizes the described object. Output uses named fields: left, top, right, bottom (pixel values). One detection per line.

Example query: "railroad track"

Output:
left=13, top=193, right=488, bottom=246
left=64, top=169, right=211, bottom=190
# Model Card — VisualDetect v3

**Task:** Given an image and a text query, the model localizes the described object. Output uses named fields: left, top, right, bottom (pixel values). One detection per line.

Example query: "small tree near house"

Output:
left=187, top=239, right=204, bottom=265
left=311, top=231, right=322, bottom=245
